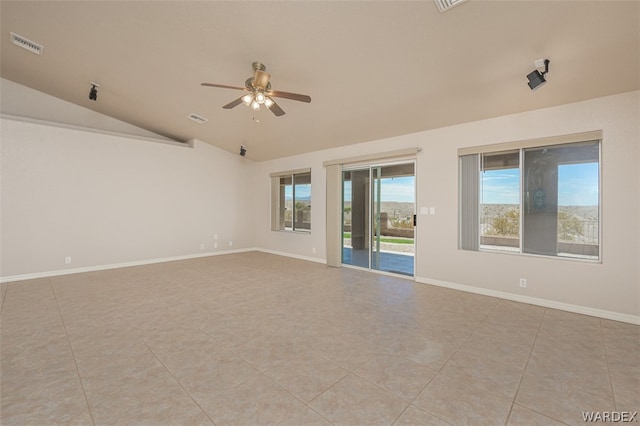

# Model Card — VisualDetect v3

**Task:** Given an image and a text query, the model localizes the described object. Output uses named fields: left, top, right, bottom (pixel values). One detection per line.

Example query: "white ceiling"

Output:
left=1, top=1, right=638, bottom=161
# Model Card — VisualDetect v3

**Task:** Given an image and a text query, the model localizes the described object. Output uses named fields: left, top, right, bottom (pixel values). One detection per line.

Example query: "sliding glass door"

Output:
left=342, top=162, right=415, bottom=276
left=342, top=168, right=370, bottom=269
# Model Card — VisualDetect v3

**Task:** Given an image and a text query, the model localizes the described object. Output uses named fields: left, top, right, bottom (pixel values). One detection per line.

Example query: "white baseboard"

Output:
left=0, top=248, right=255, bottom=283
left=254, top=248, right=326, bottom=265
left=253, top=253, right=639, bottom=324
left=3, top=251, right=637, bottom=325
left=415, top=276, right=640, bottom=325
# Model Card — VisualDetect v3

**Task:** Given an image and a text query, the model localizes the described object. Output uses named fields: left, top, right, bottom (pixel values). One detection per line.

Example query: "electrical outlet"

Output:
left=65, top=256, right=71, bottom=264
left=200, top=243, right=205, bottom=250
left=214, top=242, right=218, bottom=249
left=519, top=278, right=527, bottom=288
left=228, top=241, right=233, bottom=247
left=312, top=247, right=317, bottom=254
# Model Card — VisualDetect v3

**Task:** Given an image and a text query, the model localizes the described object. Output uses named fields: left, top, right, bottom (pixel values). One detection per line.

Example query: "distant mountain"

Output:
left=482, top=204, right=598, bottom=220
left=343, top=201, right=415, bottom=218
left=286, top=195, right=311, bottom=201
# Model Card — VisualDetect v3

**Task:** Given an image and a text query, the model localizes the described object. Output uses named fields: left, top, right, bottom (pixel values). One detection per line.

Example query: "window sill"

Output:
left=476, top=247, right=601, bottom=263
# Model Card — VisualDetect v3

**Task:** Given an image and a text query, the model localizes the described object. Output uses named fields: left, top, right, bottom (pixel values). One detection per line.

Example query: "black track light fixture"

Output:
left=89, top=82, right=99, bottom=101
left=527, top=59, right=550, bottom=90
left=240, top=145, right=247, bottom=157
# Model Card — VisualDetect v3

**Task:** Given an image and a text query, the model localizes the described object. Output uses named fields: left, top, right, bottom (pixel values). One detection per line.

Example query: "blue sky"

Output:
left=343, top=176, right=415, bottom=203
left=284, top=183, right=311, bottom=200
left=290, top=164, right=598, bottom=205
left=558, top=163, right=599, bottom=206
left=481, top=169, right=520, bottom=204
left=481, top=162, right=599, bottom=205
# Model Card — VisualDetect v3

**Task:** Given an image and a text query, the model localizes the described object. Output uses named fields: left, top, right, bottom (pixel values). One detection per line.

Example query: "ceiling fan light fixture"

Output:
left=242, top=93, right=253, bottom=106
left=201, top=61, right=311, bottom=118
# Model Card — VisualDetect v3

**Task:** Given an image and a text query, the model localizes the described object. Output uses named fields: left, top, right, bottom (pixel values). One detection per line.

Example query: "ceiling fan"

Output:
left=201, top=62, right=311, bottom=117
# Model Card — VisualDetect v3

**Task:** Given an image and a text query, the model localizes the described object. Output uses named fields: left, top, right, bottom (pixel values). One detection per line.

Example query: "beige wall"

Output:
left=1, top=79, right=637, bottom=321
left=254, top=91, right=640, bottom=320
left=1, top=79, right=175, bottom=140
left=1, top=119, right=255, bottom=278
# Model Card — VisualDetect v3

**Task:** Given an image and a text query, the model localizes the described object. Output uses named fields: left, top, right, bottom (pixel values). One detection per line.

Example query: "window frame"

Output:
left=459, top=131, right=602, bottom=262
left=270, top=168, right=312, bottom=233
left=480, top=149, right=521, bottom=253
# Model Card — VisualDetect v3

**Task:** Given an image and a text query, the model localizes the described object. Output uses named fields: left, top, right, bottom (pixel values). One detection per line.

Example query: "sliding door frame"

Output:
left=341, top=159, right=417, bottom=277
left=324, top=147, right=420, bottom=269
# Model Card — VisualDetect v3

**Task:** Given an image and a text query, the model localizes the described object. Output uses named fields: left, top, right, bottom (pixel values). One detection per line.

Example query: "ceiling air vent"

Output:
left=187, top=113, right=208, bottom=124
left=10, top=32, right=43, bottom=55
left=434, top=0, right=467, bottom=13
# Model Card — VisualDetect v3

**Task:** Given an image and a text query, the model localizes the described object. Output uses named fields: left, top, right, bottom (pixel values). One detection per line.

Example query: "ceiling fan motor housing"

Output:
left=245, top=77, right=271, bottom=91
left=201, top=61, right=310, bottom=118
left=252, top=62, right=266, bottom=72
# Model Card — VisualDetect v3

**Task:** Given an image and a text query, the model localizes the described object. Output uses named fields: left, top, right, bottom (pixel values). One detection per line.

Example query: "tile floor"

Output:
left=1, top=251, right=638, bottom=425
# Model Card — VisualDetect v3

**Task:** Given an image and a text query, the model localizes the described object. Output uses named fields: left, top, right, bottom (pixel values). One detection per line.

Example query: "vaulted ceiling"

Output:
left=1, top=1, right=638, bottom=161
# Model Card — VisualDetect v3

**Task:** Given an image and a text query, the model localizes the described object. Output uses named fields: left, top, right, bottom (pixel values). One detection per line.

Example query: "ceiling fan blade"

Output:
left=267, top=99, right=286, bottom=117
left=222, top=97, right=244, bottom=109
left=269, top=90, right=311, bottom=103
left=201, top=82, right=247, bottom=91
left=253, top=70, right=271, bottom=90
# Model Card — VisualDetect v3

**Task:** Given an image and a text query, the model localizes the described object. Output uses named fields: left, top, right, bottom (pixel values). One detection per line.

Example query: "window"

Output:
left=270, top=169, right=311, bottom=232
left=460, top=134, right=600, bottom=261
left=481, top=150, right=520, bottom=252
